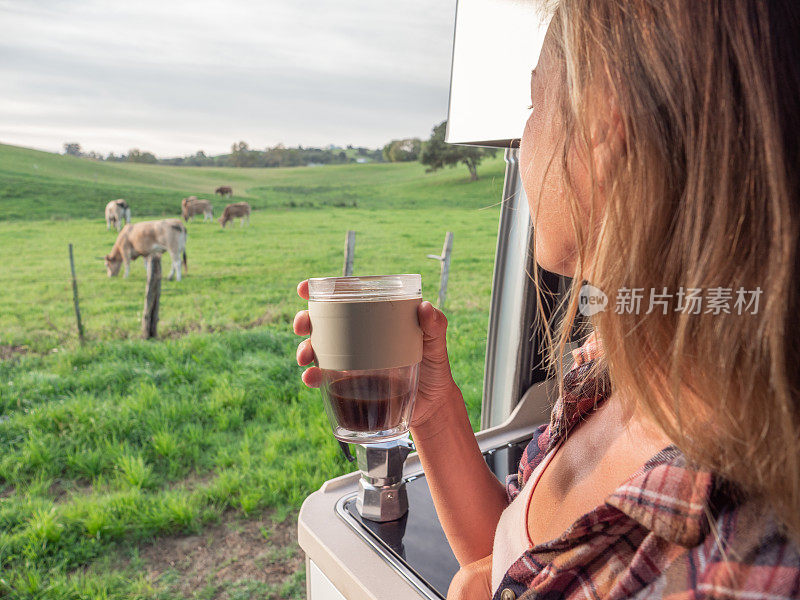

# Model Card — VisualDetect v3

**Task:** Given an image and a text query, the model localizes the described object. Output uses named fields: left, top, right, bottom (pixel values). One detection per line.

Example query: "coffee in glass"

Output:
left=308, top=274, right=422, bottom=443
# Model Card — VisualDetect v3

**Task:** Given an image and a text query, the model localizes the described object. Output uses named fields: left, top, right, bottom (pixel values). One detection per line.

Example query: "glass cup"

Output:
left=308, top=274, right=422, bottom=443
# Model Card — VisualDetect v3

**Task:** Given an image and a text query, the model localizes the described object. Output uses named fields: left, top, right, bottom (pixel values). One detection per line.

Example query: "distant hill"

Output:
left=0, top=143, right=506, bottom=220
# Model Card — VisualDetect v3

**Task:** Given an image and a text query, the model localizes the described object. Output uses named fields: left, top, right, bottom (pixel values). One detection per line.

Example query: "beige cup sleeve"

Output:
left=308, top=299, right=423, bottom=371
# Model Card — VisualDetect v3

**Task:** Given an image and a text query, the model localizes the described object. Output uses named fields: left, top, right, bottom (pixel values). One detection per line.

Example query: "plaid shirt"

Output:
left=495, top=337, right=800, bottom=600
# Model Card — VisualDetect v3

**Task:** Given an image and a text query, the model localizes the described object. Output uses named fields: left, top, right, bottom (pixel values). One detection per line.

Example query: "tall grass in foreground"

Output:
left=0, top=326, right=486, bottom=597
left=0, top=328, right=348, bottom=598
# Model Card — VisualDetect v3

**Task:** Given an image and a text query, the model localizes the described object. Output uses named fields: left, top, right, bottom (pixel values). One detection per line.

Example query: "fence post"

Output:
left=343, top=230, right=356, bottom=276
left=142, top=255, right=162, bottom=339
left=68, top=243, right=85, bottom=344
left=426, top=231, right=454, bottom=310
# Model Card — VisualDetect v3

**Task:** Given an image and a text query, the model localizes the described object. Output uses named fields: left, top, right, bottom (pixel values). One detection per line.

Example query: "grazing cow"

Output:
left=215, top=186, right=233, bottom=198
left=105, top=219, right=188, bottom=281
left=105, top=199, right=131, bottom=231
left=181, top=197, right=213, bottom=222
left=219, top=202, right=251, bottom=228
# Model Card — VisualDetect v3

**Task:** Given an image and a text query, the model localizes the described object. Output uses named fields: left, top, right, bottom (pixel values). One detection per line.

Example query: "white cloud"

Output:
left=0, top=0, right=456, bottom=156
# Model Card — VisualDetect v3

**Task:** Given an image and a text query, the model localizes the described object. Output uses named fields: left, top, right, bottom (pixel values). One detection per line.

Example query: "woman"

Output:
left=294, top=1, right=800, bottom=598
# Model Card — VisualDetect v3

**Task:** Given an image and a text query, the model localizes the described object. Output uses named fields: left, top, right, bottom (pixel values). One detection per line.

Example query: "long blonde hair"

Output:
left=538, top=1, right=800, bottom=540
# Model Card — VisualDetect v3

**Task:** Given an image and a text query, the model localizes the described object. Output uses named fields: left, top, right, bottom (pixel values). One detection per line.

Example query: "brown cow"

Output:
left=105, top=199, right=131, bottom=231
left=219, top=202, right=251, bottom=228
left=215, top=186, right=233, bottom=198
left=181, top=197, right=213, bottom=222
left=105, top=219, right=187, bottom=281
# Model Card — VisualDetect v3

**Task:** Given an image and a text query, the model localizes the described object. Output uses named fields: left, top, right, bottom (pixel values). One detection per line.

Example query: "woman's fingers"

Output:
left=296, top=338, right=315, bottom=366
left=297, top=280, right=309, bottom=300
left=302, top=366, right=322, bottom=388
left=293, top=281, right=319, bottom=388
left=297, top=340, right=321, bottom=386
left=293, top=310, right=310, bottom=335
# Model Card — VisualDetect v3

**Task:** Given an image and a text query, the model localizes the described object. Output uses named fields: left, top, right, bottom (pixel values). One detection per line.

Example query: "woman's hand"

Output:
left=447, top=554, right=493, bottom=600
left=291, top=280, right=460, bottom=429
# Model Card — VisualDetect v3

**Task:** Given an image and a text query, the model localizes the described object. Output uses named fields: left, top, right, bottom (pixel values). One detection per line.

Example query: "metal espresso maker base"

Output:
left=354, top=436, right=414, bottom=523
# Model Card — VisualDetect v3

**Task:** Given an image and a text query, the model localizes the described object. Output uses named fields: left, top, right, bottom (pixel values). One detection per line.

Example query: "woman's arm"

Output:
left=412, top=389, right=508, bottom=566
left=409, top=303, right=508, bottom=566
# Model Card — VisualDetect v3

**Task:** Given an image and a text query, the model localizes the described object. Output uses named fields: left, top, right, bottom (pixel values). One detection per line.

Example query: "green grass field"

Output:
left=0, top=144, right=502, bottom=220
left=0, top=143, right=505, bottom=598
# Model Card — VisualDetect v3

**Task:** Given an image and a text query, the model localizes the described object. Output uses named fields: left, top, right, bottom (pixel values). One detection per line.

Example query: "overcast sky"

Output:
left=0, top=0, right=456, bottom=157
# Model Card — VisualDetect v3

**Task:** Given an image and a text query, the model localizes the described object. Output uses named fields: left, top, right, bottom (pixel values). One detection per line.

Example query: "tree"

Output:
left=230, top=141, right=255, bottom=167
left=420, top=121, right=495, bottom=181
left=63, top=142, right=82, bottom=156
left=127, top=148, right=157, bottom=164
left=184, top=150, right=210, bottom=166
left=382, top=138, right=422, bottom=162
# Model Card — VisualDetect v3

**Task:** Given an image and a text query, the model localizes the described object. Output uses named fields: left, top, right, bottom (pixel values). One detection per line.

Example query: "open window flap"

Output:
left=446, top=0, right=554, bottom=148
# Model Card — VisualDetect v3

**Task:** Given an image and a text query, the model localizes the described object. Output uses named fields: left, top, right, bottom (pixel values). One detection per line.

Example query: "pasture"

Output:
left=0, top=143, right=505, bottom=598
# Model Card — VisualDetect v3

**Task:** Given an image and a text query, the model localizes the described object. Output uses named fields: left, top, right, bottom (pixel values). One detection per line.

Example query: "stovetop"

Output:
left=336, top=438, right=530, bottom=599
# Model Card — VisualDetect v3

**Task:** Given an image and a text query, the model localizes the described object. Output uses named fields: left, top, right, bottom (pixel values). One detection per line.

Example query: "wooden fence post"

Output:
left=142, top=255, right=162, bottom=339
left=68, top=244, right=85, bottom=344
left=427, top=231, right=454, bottom=310
left=343, top=230, right=356, bottom=276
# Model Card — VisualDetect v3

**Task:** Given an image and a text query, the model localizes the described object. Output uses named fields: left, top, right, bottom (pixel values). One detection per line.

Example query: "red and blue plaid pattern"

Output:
left=497, top=336, right=800, bottom=600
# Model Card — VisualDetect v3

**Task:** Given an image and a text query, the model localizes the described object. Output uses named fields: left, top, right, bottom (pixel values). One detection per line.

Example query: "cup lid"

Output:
left=308, top=274, right=421, bottom=301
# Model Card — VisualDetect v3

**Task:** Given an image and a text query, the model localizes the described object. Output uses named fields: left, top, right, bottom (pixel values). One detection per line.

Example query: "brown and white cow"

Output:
left=219, top=202, right=251, bottom=228
left=181, top=197, right=213, bottom=222
left=215, top=186, right=233, bottom=198
left=105, top=219, right=188, bottom=281
left=105, top=199, right=131, bottom=231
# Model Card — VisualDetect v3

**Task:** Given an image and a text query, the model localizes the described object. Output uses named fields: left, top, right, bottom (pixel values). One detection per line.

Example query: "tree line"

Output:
left=63, top=120, right=498, bottom=181
left=63, top=142, right=382, bottom=168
